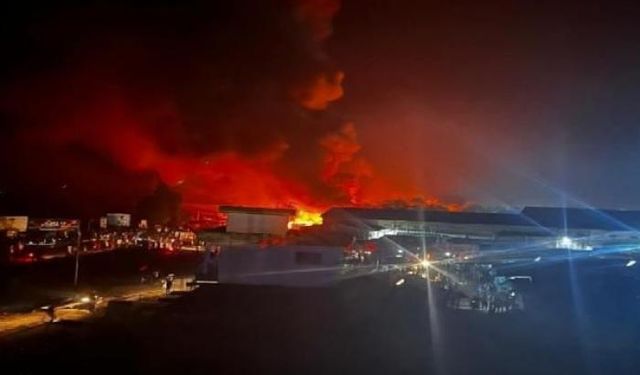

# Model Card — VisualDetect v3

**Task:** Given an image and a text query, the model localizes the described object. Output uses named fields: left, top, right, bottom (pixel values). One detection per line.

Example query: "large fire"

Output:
left=0, top=0, right=465, bottom=219
left=288, top=210, right=324, bottom=229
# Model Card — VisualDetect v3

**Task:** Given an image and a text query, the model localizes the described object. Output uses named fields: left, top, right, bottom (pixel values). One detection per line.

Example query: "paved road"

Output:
left=0, top=277, right=191, bottom=337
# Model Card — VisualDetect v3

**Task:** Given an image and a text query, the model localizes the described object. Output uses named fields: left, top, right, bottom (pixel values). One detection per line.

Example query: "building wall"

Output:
left=218, top=245, right=345, bottom=286
left=226, top=212, right=290, bottom=236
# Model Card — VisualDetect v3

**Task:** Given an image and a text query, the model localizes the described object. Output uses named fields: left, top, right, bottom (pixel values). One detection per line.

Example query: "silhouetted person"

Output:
left=42, top=305, right=56, bottom=323
left=164, top=274, right=174, bottom=295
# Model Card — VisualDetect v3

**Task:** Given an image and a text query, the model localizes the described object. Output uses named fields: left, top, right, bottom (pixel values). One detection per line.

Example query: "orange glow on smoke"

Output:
left=1, top=0, right=468, bottom=220
left=31, top=95, right=464, bottom=220
left=295, top=71, right=345, bottom=110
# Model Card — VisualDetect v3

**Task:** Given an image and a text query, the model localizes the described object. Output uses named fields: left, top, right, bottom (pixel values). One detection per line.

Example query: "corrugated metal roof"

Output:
left=521, top=206, right=640, bottom=231
left=323, top=206, right=640, bottom=231
left=323, top=207, right=532, bottom=226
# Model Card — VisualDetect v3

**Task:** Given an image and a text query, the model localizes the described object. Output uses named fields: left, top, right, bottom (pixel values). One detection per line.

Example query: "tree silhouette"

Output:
left=136, top=183, right=182, bottom=226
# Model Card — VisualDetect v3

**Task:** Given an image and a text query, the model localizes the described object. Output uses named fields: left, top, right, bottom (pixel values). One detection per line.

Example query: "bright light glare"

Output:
left=534, top=256, right=541, bottom=262
left=288, top=210, right=323, bottom=229
left=444, top=252, right=451, bottom=257
left=80, top=296, right=91, bottom=303
left=395, top=278, right=405, bottom=286
left=421, top=260, right=430, bottom=268
left=555, top=236, right=593, bottom=250
left=625, top=259, right=636, bottom=267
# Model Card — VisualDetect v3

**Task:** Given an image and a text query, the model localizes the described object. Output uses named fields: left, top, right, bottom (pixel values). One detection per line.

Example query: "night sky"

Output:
left=2, top=0, right=640, bottom=217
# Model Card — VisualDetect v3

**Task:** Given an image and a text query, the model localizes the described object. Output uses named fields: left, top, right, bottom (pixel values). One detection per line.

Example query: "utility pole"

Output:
left=74, top=225, right=81, bottom=287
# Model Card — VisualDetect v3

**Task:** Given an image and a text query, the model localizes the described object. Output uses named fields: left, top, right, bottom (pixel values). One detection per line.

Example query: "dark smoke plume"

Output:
left=0, top=0, right=446, bottom=217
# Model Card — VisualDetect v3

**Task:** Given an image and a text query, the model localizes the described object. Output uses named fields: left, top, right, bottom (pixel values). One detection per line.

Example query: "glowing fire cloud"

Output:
left=288, top=210, right=324, bottom=229
left=0, top=1, right=466, bottom=218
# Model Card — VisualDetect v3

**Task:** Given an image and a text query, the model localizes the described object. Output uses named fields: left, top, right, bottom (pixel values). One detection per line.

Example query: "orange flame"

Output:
left=288, top=209, right=324, bottom=229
